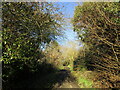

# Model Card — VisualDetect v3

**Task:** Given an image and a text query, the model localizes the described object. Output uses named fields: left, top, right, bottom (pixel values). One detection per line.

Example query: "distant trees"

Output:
left=60, top=41, right=79, bottom=70
left=44, top=41, right=79, bottom=70
left=2, top=2, right=63, bottom=86
left=73, top=2, right=120, bottom=88
left=44, top=41, right=62, bottom=67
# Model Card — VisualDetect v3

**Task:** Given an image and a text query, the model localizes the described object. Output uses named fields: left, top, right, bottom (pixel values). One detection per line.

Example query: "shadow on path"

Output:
left=3, top=62, right=79, bottom=89
left=30, top=69, right=79, bottom=89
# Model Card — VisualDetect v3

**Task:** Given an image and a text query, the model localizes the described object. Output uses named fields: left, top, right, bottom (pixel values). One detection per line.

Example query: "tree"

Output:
left=2, top=2, right=63, bottom=86
left=73, top=2, right=120, bottom=88
left=44, top=41, right=79, bottom=70
left=60, top=41, right=79, bottom=71
left=43, top=41, right=62, bottom=67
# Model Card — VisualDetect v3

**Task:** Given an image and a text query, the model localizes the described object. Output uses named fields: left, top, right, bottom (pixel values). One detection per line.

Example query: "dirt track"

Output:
left=30, top=69, right=80, bottom=89
left=53, top=70, right=79, bottom=88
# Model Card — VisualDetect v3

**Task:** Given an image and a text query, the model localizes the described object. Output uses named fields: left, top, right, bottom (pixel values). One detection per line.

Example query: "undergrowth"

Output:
left=71, top=65, right=94, bottom=88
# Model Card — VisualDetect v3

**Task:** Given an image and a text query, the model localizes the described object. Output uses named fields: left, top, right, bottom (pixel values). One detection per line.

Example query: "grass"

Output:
left=78, top=77, right=93, bottom=88
left=71, top=67, right=94, bottom=88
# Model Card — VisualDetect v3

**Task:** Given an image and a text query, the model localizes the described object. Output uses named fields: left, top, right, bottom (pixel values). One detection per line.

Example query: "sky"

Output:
left=55, top=2, right=82, bottom=46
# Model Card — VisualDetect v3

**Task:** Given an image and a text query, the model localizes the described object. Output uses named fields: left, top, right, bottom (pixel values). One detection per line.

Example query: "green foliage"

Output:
left=60, top=41, right=79, bottom=71
left=44, top=41, right=62, bottom=68
left=73, top=2, right=120, bottom=88
left=72, top=71, right=93, bottom=88
left=78, top=77, right=92, bottom=88
left=2, top=2, right=63, bottom=87
left=44, top=41, right=79, bottom=70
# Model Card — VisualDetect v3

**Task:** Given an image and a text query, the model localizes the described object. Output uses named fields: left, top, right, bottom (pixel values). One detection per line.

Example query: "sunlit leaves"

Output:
left=73, top=2, right=120, bottom=88
left=2, top=2, right=63, bottom=83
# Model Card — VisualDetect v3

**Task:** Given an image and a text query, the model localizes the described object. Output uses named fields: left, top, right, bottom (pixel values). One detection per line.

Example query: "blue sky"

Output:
left=55, top=2, right=82, bottom=46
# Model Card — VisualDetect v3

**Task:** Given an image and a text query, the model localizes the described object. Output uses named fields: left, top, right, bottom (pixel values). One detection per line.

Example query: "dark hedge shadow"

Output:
left=3, top=61, right=76, bottom=89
